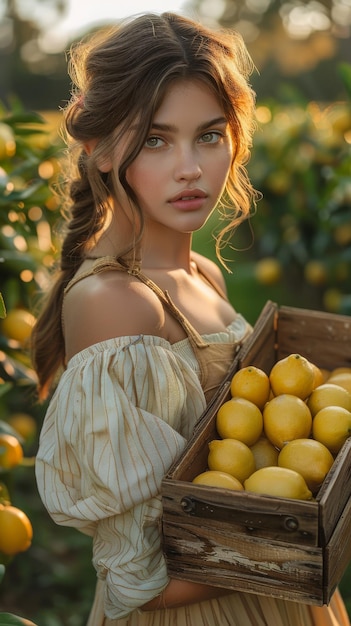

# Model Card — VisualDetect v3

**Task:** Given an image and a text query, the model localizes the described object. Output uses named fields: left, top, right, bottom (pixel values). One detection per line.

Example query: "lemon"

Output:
left=0, top=433, right=23, bottom=470
left=216, top=397, right=263, bottom=446
left=0, top=123, right=16, bottom=159
left=269, top=353, right=315, bottom=400
left=7, top=413, right=37, bottom=441
left=230, top=366, right=271, bottom=410
left=327, top=373, right=351, bottom=394
left=1, top=308, right=36, bottom=345
left=0, top=504, right=33, bottom=555
left=330, top=367, right=351, bottom=377
left=278, top=438, right=334, bottom=494
left=310, top=362, right=327, bottom=389
left=255, top=257, right=282, bottom=285
left=307, top=383, right=351, bottom=417
left=263, top=394, right=312, bottom=449
left=244, top=466, right=313, bottom=500
left=250, top=437, right=279, bottom=469
left=192, top=470, right=244, bottom=490
left=304, top=260, right=328, bottom=286
left=312, top=406, right=351, bottom=454
left=208, top=438, right=256, bottom=483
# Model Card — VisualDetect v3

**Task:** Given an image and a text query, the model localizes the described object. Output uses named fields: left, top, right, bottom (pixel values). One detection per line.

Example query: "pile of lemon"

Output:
left=193, top=354, right=351, bottom=500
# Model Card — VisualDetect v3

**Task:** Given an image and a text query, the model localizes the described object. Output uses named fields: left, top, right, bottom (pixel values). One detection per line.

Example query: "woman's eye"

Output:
left=145, top=136, right=164, bottom=148
left=199, top=131, right=222, bottom=144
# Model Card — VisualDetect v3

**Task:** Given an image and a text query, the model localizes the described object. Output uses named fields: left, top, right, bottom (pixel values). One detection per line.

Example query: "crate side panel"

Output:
left=162, top=481, right=319, bottom=545
left=238, top=302, right=277, bottom=373
left=323, top=493, right=351, bottom=604
left=317, top=438, right=351, bottom=545
left=276, top=307, right=351, bottom=368
left=163, top=518, right=324, bottom=605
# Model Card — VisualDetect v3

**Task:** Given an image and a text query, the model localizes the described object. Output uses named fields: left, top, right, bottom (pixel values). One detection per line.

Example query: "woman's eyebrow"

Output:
left=150, top=117, right=228, bottom=133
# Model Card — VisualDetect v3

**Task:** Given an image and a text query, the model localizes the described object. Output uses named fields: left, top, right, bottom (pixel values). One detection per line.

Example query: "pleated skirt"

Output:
left=87, top=581, right=350, bottom=626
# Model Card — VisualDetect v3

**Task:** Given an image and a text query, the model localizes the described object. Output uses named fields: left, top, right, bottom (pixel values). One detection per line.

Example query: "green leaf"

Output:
left=3, top=112, right=45, bottom=125
left=0, top=294, right=5, bottom=319
left=0, top=383, right=12, bottom=399
left=0, top=181, right=43, bottom=203
left=0, top=614, right=37, bottom=626
left=0, top=481, right=10, bottom=504
left=338, top=63, right=351, bottom=98
left=0, top=251, right=37, bottom=272
left=0, top=564, right=5, bottom=583
left=0, top=419, right=24, bottom=442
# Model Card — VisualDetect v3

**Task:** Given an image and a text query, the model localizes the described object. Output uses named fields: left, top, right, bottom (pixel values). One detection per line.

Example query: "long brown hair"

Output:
left=31, top=11, right=257, bottom=399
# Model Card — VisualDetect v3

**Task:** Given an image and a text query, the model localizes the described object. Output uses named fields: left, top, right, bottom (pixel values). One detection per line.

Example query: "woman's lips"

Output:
left=169, top=189, right=207, bottom=211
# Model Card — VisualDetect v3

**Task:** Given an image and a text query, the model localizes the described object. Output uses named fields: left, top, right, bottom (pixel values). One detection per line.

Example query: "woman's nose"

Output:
left=173, top=146, right=202, bottom=181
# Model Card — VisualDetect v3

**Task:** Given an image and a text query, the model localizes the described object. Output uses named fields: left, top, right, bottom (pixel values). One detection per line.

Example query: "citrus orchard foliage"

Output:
left=246, top=69, right=351, bottom=316
left=0, top=101, right=60, bottom=625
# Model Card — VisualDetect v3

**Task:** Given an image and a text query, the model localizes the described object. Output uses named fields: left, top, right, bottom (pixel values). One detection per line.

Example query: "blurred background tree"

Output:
left=0, top=0, right=350, bottom=624
left=1, top=0, right=351, bottom=108
left=185, top=0, right=351, bottom=102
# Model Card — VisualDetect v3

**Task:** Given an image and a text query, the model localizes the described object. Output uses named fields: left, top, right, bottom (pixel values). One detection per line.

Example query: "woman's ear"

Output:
left=83, top=140, right=112, bottom=173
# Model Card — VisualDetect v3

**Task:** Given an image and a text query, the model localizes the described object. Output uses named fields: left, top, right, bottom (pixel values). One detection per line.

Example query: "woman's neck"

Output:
left=89, top=211, right=193, bottom=272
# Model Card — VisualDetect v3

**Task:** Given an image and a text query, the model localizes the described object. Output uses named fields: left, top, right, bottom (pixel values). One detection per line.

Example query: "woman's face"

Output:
left=117, top=79, right=234, bottom=236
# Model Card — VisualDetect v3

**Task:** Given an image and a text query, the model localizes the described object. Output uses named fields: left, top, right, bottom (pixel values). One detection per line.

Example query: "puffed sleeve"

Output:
left=35, top=335, right=206, bottom=618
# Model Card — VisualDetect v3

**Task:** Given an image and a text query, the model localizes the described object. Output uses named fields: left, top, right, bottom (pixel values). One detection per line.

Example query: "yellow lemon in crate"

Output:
left=263, top=394, right=312, bottom=449
left=269, top=353, right=315, bottom=400
left=330, top=367, right=351, bottom=377
left=307, top=383, right=351, bottom=417
left=327, top=373, right=351, bottom=394
left=310, top=362, right=327, bottom=389
left=278, top=438, right=334, bottom=494
left=208, top=439, right=256, bottom=484
left=216, top=397, right=263, bottom=446
left=230, top=366, right=271, bottom=410
left=244, top=466, right=313, bottom=500
left=192, top=470, right=244, bottom=491
left=312, top=406, right=351, bottom=454
left=250, top=437, right=279, bottom=470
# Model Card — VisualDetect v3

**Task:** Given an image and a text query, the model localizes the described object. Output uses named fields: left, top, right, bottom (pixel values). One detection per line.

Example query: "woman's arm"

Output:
left=141, top=578, right=230, bottom=611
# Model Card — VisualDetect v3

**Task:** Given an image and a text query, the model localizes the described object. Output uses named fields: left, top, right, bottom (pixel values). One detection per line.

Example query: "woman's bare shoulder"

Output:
left=63, top=270, right=166, bottom=358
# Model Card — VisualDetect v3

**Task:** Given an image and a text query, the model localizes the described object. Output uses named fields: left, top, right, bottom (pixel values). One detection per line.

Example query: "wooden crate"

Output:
left=161, top=302, right=351, bottom=606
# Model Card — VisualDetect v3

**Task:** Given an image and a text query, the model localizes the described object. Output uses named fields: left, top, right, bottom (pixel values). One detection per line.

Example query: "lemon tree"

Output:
left=0, top=100, right=59, bottom=622
left=0, top=99, right=61, bottom=404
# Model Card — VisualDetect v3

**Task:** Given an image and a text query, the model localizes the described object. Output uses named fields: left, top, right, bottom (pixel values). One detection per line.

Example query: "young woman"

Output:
left=32, top=12, right=350, bottom=626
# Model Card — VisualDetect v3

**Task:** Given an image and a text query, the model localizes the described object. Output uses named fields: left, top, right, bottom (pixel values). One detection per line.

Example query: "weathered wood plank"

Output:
left=324, top=489, right=351, bottom=603
left=162, top=481, right=319, bottom=544
left=317, top=438, right=351, bottom=544
left=163, top=519, right=324, bottom=605
left=277, top=306, right=351, bottom=368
